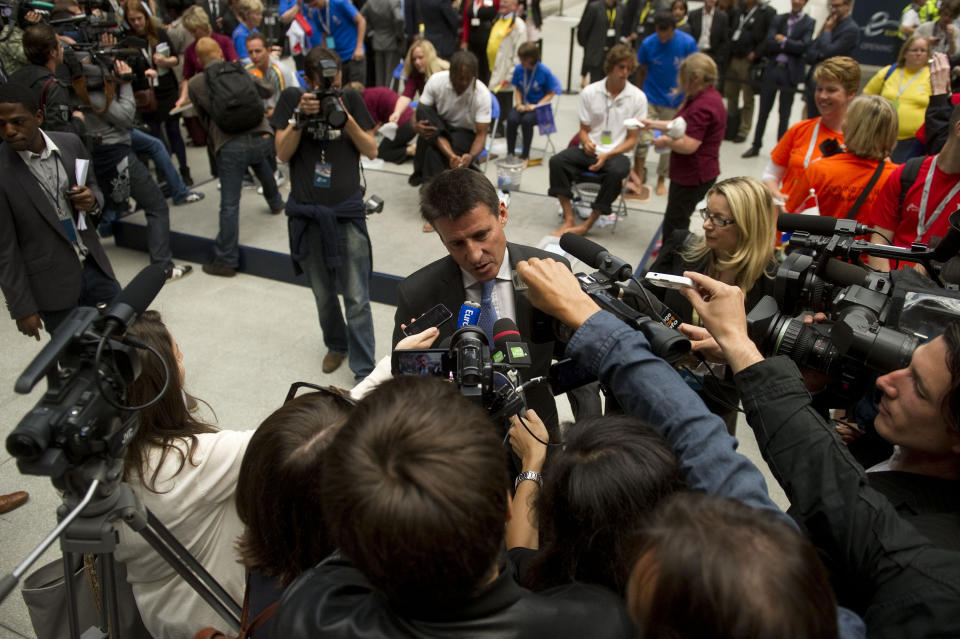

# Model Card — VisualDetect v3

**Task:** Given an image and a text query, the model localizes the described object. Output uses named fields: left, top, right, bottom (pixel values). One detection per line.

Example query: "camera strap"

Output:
left=845, top=159, right=885, bottom=221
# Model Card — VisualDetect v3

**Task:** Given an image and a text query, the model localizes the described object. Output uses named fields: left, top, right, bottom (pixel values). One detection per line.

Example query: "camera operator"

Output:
left=675, top=270, right=960, bottom=636
left=270, top=46, right=378, bottom=379
left=77, top=50, right=191, bottom=279
left=0, top=8, right=44, bottom=79
left=9, top=24, right=87, bottom=140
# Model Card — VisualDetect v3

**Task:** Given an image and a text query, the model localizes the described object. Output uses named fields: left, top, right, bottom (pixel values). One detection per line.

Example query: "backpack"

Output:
left=204, top=61, right=264, bottom=134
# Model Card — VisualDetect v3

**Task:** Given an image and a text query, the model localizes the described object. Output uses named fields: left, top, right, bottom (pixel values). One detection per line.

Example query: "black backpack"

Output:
left=204, top=61, right=264, bottom=133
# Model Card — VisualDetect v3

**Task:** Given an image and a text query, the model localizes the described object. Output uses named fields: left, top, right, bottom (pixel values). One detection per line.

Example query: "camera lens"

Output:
left=6, top=406, right=54, bottom=461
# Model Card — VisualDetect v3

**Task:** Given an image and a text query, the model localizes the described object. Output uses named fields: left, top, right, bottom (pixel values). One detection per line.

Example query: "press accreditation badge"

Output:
left=606, top=28, right=615, bottom=37
left=601, top=129, right=613, bottom=145
left=314, top=162, right=332, bottom=188
left=325, top=36, right=335, bottom=49
left=471, top=17, right=480, bottom=25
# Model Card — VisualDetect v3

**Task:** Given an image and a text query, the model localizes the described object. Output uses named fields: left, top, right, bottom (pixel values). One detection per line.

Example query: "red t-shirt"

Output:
left=363, top=86, right=413, bottom=126
left=869, top=155, right=960, bottom=247
left=669, top=86, right=725, bottom=186
left=183, top=33, right=239, bottom=80
left=401, top=71, right=427, bottom=99
left=785, top=154, right=899, bottom=223
left=771, top=117, right=843, bottom=198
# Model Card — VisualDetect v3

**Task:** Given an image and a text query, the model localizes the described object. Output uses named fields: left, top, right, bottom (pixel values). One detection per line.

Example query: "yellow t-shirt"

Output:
left=863, top=65, right=931, bottom=140
left=487, top=15, right=513, bottom=70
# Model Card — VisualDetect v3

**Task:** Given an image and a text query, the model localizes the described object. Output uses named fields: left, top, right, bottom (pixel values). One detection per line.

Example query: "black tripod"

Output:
left=0, top=453, right=242, bottom=638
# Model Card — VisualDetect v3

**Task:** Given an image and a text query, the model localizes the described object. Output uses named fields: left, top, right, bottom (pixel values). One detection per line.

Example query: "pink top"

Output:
left=182, top=32, right=239, bottom=79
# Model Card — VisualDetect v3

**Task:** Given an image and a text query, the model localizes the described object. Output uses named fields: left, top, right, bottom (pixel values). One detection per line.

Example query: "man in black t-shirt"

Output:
left=270, top=46, right=378, bottom=379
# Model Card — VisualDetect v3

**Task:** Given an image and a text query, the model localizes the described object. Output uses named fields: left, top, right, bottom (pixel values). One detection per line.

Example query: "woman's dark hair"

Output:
left=123, top=311, right=217, bottom=492
left=525, top=415, right=685, bottom=594
left=235, top=392, right=353, bottom=587
left=627, top=493, right=838, bottom=639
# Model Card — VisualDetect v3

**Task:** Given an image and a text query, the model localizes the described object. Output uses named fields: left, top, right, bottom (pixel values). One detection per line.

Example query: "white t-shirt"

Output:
left=419, top=70, right=493, bottom=131
left=115, top=429, right=254, bottom=639
left=578, top=79, right=648, bottom=156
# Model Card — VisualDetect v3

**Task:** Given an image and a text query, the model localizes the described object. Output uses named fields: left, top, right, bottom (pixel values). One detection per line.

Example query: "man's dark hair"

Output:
left=603, top=43, right=638, bottom=75
left=321, top=376, right=510, bottom=611
left=22, top=23, right=59, bottom=66
left=526, top=415, right=685, bottom=594
left=627, top=493, right=838, bottom=639
left=0, top=82, right=40, bottom=113
left=653, top=10, right=676, bottom=31
left=235, top=391, right=353, bottom=588
left=449, top=49, right=479, bottom=79
left=518, top=41, right=540, bottom=64
left=941, top=321, right=960, bottom=432
left=420, top=168, right=500, bottom=223
left=245, top=31, right=266, bottom=48
left=304, top=46, right=341, bottom=84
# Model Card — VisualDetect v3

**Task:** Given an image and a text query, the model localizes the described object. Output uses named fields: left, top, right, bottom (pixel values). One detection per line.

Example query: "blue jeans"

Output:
left=215, top=134, right=283, bottom=267
left=300, top=220, right=376, bottom=380
left=131, top=128, right=190, bottom=203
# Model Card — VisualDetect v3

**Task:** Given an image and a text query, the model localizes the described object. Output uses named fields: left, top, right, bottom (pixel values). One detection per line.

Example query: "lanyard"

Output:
left=521, top=67, right=535, bottom=102
left=803, top=119, right=821, bottom=169
left=606, top=7, right=616, bottom=28
left=35, top=154, right=63, bottom=217
left=318, top=4, right=331, bottom=33
left=732, top=5, right=758, bottom=40
left=917, top=154, right=960, bottom=238
left=895, top=67, right=922, bottom=100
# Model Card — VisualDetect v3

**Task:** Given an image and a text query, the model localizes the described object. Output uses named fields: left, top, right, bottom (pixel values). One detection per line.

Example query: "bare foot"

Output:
left=564, top=222, right=592, bottom=236
left=655, top=177, right=667, bottom=196
left=624, top=184, right=651, bottom=201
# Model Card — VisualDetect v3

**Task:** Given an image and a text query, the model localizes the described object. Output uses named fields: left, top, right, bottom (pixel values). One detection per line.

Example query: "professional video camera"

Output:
left=295, top=57, right=347, bottom=140
left=0, top=265, right=244, bottom=637
left=746, top=212, right=960, bottom=404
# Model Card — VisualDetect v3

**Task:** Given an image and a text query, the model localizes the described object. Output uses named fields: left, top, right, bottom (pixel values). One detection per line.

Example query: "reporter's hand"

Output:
left=16, top=314, right=43, bottom=341
left=298, top=91, right=320, bottom=115
left=114, top=60, right=133, bottom=81
left=145, top=68, right=158, bottom=79
left=931, top=52, right=950, bottom=94
left=66, top=186, right=96, bottom=211
left=396, top=325, right=440, bottom=349
left=678, top=271, right=762, bottom=373
left=678, top=323, right=726, bottom=363
left=516, top=257, right=601, bottom=329
left=508, top=409, right=548, bottom=469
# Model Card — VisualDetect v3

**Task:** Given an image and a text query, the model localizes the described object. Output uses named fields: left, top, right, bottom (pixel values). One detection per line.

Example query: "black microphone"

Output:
left=932, top=209, right=960, bottom=261
left=491, top=317, right=532, bottom=368
left=822, top=259, right=869, bottom=288
left=625, top=281, right=683, bottom=329
left=777, top=213, right=871, bottom=236
left=560, top=233, right=634, bottom=281
left=99, top=263, right=167, bottom=335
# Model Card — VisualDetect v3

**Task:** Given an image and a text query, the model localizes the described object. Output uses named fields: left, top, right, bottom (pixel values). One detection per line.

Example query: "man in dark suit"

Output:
left=742, top=0, right=814, bottom=157
left=687, top=0, right=730, bottom=87
left=577, top=0, right=623, bottom=85
left=804, top=0, right=860, bottom=117
left=404, top=0, right=459, bottom=59
left=0, top=83, right=119, bottom=339
left=724, top=0, right=773, bottom=144
left=393, top=169, right=570, bottom=428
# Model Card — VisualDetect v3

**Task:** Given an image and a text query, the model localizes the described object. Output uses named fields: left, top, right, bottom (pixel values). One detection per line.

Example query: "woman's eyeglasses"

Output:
left=699, top=209, right=737, bottom=227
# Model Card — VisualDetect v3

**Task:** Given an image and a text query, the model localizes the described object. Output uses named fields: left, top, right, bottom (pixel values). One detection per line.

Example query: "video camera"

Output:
left=746, top=212, right=960, bottom=405
left=5, top=265, right=167, bottom=480
left=295, top=58, right=347, bottom=140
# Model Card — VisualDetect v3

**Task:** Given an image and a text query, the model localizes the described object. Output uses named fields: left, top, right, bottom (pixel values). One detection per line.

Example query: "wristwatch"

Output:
left=514, top=470, right=542, bottom=491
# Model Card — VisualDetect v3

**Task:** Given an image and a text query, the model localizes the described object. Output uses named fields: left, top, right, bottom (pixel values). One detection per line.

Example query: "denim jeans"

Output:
left=127, top=153, right=174, bottom=267
left=300, top=220, right=376, bottom=380
left=131, top=128, right=189, bottom=203
left=215, top=134, right=283, bottom=267
left=40, top=259, right=121, bottom=334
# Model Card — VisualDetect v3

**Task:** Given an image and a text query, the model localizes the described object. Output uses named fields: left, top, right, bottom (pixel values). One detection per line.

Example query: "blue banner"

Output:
left=852, top=0, right=905, bottom=66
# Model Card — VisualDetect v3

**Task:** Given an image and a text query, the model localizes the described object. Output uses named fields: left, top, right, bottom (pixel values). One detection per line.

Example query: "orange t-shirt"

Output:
left=770, top=117, right=844, bottom=198
left=785, top=154, right=900, bottom=223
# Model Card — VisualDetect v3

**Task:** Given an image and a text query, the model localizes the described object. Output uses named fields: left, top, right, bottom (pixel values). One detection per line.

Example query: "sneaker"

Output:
left=202, top=261, right=237, bottom=277
left=322, top=351, right=346, bottom=374
left=173, top=191, right=205, bottom=205
left=274, top=169, right=287, bottom=187
left=166, top=264, right=193, bottom=280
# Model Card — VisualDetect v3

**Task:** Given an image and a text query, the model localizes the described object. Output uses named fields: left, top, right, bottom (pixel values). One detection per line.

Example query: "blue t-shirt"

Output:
left=637, top=30, right=697, bottom=108
left=304, top=0, right=362, bottom=61
left=232, top=23, right=257, bottom=61
left=510, top=62, right=560, bottom=105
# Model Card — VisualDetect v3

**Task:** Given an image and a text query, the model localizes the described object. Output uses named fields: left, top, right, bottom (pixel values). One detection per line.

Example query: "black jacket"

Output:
left=806, top=14, right=860, bottom=64
left=758, top=11, right=815, bottom=85
left=737, top=357, right=960, bottom=638
left=728, top=2, right=773, bottom=59
left=578, top=0, right=624, bottom=71
left=270, top=554, right=634, bottom=639
left=688, top=6, right=730, bottom=69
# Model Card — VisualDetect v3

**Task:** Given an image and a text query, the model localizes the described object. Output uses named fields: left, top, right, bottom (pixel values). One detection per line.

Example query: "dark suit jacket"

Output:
left=806, top=15, right=860, bottom=64
left=393, top=242, right=568, bottom=427
left=688, top=7, right=730, bottom=70
left=728, top=3, right=773, bottom=59
left=405, top=0, right=459, bottom=59
left=0, top=130, right=112, bottom=320
left=759, top=11, right=814, bottom=84
left=577, top=0, right=624, bottom=71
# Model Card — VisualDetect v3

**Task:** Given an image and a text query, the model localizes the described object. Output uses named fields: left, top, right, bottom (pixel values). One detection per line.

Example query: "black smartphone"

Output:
left=402, top=303, right=453, bottom=336
left=391, top=349, right=450, bottom=377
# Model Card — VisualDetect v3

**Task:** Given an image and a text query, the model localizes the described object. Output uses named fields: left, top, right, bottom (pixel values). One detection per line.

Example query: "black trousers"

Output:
left=752, top=62, right=797, bottom=148
left=412, top=103, right=478, bottom=182
left=663, top=178, right=715, bottom=239
left=378, top=119, right=416, bottom=163
left=548, top=146, right=630, bottom=214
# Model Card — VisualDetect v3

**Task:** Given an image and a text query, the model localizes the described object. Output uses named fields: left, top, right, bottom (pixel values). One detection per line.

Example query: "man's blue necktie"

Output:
left=479, top=279, right=498, bottom=345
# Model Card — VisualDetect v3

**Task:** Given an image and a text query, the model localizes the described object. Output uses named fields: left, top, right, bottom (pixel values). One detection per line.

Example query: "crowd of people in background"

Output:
left=4, top=0, right=960, bottom=637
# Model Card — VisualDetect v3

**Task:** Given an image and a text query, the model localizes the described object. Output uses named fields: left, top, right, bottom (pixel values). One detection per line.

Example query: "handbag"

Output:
left=135, top=87, right=158, bottom=113
left=21, top=554, right=151, bottom=639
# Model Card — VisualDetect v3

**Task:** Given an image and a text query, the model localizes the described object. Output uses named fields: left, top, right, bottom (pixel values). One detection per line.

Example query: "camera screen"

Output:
left=392, top=350, right=448, bottom=377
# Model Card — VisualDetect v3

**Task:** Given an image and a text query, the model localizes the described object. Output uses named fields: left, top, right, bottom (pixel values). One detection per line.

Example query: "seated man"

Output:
left=393, top=168, right=572, bottom=429
left=270, top=375, right=635, bottom=638
left=548, top=44, right=646, bottom=236
left=676, top=269, right=960, bottom=636
left=408, top=50, right=491, bottom=187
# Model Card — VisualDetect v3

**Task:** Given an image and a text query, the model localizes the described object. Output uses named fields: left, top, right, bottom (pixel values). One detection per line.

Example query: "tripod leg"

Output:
left=62, top=552, right=82, bottom=639
left=97, top=554, right=122, bottom=639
